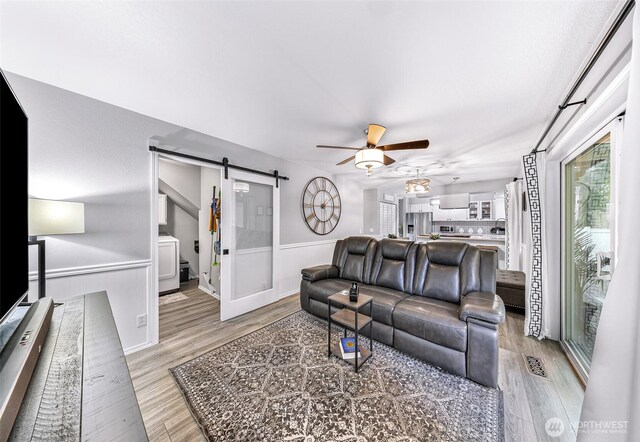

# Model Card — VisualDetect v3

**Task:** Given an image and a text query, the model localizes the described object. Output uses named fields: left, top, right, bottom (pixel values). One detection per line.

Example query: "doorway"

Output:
left=152, top=151, right=280, bottom=339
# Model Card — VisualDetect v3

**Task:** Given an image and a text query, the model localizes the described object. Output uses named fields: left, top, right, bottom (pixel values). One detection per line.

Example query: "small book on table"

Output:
left=339, top=337, right=361, bottom=359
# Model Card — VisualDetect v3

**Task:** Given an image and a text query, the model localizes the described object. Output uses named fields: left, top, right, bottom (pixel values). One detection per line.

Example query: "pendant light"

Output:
left=405, top=169, right=431, bottom=194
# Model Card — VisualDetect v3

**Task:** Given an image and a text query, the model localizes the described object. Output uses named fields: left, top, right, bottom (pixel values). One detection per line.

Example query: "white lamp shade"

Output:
left=233, top=182, right=250, bottom=193
left=29, top=199, right=85, bottom=236
left=354, top=149, right=384, bottom=169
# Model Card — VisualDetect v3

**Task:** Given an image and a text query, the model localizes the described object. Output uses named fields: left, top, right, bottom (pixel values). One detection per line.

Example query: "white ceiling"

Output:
left=0, top=1, right=622, bottom=191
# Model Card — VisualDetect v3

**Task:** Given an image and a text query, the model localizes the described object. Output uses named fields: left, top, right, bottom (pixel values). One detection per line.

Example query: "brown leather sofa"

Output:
left=300, top=236, right=506, bottom=388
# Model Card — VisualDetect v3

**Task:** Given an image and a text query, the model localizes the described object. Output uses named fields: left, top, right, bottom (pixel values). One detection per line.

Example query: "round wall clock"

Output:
left=302, top=176, right=341, bottom=235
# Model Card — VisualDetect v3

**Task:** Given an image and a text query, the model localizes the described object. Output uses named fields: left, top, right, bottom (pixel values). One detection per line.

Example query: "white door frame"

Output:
left=220, top=169, right=280, bottom=321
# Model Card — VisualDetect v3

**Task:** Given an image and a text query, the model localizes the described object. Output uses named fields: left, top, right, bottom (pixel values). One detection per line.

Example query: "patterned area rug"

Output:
left=159, top=292, right=188, bottom=305
left=170, top=311, right=504, bottom=441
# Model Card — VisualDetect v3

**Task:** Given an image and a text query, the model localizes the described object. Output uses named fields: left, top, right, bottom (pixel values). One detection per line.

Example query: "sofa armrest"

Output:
left=460, top=292, right=506, bottom=325
left=301, top=264, right=339, bottom=282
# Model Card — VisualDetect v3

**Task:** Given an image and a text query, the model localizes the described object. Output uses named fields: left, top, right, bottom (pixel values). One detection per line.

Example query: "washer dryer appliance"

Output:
left=158, top=234, right=180, bottom=293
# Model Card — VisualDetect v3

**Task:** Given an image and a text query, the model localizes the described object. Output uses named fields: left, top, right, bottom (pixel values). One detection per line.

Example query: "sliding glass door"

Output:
left=562, top=125, right=617, bottom=381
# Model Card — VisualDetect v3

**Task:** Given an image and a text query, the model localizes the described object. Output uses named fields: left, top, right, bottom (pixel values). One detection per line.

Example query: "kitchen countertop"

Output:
left=417, top=234, right=505, bottom=242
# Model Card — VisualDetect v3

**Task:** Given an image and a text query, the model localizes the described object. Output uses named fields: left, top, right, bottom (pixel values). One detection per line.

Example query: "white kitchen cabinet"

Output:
left=433, top=205, right=467, bottom=221
left=493, top=197, right=506, bottom=220
left=432, top=204, right=446, bottom=221
left=480, top=201, right=492, bottom=220
left=158, top=194, right=168, bottom=225
left=467, top=200, right=493, bottom=220
left=452, top=208, right=468, bottom=220
left=408, top=202, right=431, bottom=213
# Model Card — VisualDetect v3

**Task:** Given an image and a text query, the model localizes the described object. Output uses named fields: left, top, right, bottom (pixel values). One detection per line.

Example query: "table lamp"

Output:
left=28, top=198, right=85, bottom=298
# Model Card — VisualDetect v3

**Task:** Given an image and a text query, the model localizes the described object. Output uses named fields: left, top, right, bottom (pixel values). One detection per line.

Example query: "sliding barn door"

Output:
left=220, top=170, right=280, bottom=321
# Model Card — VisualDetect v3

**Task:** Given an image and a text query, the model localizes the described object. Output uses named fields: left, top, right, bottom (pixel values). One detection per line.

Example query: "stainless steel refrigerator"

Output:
left=405, top=212, right=433, bottom=240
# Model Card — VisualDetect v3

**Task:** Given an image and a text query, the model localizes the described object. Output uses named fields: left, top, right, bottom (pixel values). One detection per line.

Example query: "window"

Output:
left=561, top=125, right=617, bottom=382
left=379, top=202, right=397, bottom=236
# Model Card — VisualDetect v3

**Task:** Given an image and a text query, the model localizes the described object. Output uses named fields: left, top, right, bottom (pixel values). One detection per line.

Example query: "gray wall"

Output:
left=159, top=159, right=201, bottom=206
left=8, top=73, right=181, bottom=270
left=7, top=72, right=364, bottom=352
left=362, top=189, right=379, bottom=235
left=9, top=71, right=365, bottom=278
left=151, top=134, right=363, bottom=246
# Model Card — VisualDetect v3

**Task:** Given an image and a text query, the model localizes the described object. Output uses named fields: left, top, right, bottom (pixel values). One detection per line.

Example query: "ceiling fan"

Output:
left=317, top=123, right=430, bottom=175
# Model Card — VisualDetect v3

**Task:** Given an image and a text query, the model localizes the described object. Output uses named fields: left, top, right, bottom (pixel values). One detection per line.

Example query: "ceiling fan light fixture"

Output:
left=355, top=148, right=384, bottom=170
left=233, top=182, right=250, bottom=193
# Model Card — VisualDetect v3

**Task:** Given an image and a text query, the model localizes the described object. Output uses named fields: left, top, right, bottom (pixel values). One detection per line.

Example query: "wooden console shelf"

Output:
left=9, top=291, right=147, bottom=441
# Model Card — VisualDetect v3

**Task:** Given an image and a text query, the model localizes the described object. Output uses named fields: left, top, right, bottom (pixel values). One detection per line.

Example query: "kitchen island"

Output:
left=416, top=234, right=506, bottom=269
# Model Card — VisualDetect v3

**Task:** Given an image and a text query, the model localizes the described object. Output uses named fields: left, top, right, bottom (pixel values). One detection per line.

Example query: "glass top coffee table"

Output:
left=327, top=291, right=373, bottom=372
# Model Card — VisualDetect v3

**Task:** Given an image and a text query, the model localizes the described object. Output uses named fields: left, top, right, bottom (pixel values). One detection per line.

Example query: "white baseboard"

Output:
left=199, top=285, right=220, bottom=300
left=279, top=289, right=299, bottom=299
left=124, top=340, right=155, bottom=356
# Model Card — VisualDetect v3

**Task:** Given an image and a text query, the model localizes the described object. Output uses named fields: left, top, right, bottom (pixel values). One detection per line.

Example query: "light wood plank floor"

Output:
left=127, top=281, right=583, bottom=442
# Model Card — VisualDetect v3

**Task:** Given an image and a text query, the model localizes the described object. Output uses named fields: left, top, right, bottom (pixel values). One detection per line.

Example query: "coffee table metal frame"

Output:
left=327, top=292, right=373, bottom=372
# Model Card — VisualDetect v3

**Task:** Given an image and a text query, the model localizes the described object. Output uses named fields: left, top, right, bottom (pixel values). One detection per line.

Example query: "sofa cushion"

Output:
left=393, top=296, right=467, bottom=352
left=369, top=239, right=417, bottom=293
left=306, top=279, right=353, bottom=304
left=427, top=241, right=468, bottom=266
left=359, top=284, right=409, bottom=326
left=418, top=242, right=470, bottom=303
left=423, top=263, right=460, bottom=303
left=337, top=236, right=377, bottom=283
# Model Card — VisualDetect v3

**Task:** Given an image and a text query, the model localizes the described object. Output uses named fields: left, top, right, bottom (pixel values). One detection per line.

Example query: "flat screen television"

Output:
left=0, top=69, right=29, bottom=331
left=0, top=69, right=54, bottom=439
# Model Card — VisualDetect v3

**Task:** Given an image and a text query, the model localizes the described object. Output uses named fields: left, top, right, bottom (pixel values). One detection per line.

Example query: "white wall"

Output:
left=10, top=72, right=364, bottom=354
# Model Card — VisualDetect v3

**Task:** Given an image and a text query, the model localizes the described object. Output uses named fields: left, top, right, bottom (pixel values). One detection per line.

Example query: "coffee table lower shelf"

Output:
left=330, top=343, right=372, bottom=368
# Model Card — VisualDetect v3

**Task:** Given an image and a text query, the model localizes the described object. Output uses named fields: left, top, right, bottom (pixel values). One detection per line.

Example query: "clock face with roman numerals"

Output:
left=302, top=177, right=341, bottom=235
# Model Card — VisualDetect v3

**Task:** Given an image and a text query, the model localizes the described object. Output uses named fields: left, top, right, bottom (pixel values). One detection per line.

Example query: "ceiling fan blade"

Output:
left=317, top=145, right=361, bottom=151
left=367, top=124, right=386, bottom=146
left=336, top=155, right=356, bottom=165
left=383, top=154, right=395, bottom=166
left=379, top=139, right=430, bottom=151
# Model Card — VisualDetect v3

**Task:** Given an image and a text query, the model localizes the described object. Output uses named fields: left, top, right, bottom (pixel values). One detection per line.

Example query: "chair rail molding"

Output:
left=28, top=258, right=154, bottom=355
